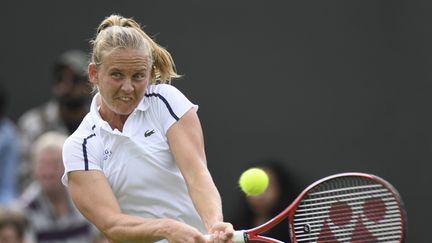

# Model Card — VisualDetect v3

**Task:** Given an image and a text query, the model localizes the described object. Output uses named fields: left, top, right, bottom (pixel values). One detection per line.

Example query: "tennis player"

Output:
left=61, top=14, right=234, bottom=243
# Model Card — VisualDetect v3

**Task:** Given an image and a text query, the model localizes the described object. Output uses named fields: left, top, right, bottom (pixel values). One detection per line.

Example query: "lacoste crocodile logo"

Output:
left=144, top=129, right=155, bottom=137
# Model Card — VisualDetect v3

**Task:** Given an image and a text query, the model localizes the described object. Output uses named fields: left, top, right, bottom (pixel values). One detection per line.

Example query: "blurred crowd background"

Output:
left=1, top=1, right=431, bottom=242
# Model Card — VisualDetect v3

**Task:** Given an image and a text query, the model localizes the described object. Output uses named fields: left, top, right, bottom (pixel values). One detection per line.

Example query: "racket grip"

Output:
left=232, top=230, right=246, bottom=242
left=204, top=230, right=246, bottom=242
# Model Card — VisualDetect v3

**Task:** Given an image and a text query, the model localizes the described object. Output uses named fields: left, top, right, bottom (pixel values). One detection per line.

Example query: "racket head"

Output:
left=242, top=172, right=406, bottom=243
left=289, top=172, right=407, bottom=242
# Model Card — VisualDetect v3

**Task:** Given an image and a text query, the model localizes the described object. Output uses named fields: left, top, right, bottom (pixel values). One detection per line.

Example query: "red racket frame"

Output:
left=241, top=172, right=406, bottom=243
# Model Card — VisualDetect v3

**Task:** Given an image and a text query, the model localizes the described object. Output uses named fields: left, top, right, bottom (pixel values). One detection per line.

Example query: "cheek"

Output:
left=97, top=78, right=117, bottom=94
left=93, top=71, right=111, bottom=87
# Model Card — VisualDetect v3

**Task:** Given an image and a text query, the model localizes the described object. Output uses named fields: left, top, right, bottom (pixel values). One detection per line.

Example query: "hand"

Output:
left=207, top=222, right=234, bottom=243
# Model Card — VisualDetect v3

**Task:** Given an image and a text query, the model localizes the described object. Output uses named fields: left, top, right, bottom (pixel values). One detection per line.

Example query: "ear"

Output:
left=88, top=63, right=98, bottom=85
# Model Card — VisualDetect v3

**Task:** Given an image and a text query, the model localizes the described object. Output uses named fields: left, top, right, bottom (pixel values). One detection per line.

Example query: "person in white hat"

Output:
left=17, top=49, right=92, bottom=191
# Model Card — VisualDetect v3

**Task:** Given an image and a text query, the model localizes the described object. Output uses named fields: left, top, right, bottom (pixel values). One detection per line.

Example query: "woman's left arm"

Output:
left=167, top=108, right=234, bottom=242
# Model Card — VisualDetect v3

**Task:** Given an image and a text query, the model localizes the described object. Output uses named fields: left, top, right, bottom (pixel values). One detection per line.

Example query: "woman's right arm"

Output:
left=68, top=170, right=208, bottom=243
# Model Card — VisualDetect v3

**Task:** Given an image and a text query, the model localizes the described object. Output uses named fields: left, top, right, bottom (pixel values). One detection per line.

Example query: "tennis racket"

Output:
left=228, top=172, right=407, bottom=243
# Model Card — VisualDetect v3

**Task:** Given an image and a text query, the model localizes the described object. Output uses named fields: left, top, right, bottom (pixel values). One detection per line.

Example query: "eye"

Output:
left=111, top=71, right=123, bottom=79
left=133, top=73, right=146, bottom=80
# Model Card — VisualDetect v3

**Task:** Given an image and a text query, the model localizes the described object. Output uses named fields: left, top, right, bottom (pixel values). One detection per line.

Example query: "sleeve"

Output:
left=61, top=134, right=103, bottom=186
left=156, top=84, right=199, bottom=134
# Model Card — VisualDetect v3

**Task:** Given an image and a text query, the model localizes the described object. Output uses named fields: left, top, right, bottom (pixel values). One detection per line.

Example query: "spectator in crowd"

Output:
left=17, top=49, right=92, bottom=190
left=0, top=83, right=19, bottom=206
left=228, top=158, right=301, bottom=242
left=17, top=132, right=95, bottom=243
left=0, top=207, right=26, bottom=243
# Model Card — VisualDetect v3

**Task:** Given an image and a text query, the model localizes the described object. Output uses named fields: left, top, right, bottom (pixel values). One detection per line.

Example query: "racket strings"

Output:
left=293, top=176, right=404, bottom=242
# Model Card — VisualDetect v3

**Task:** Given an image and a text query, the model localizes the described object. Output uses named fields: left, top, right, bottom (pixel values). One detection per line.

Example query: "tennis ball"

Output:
left=238, top=168, right=269, bottom=196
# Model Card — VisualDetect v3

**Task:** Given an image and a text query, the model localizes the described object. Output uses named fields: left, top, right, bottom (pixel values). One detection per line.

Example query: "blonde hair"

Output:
left=91, top=14, right=180, bottom=84
left=31, top=131, right=67, bottom=159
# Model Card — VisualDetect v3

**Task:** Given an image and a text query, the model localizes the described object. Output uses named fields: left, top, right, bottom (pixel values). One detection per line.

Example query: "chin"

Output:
left=116, top=109, right=135, bottom=116
left=111, top=104, right=136, bottom=116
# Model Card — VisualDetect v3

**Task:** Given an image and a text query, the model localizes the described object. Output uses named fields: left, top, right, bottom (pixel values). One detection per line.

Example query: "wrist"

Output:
left=205, top=218, right=223, bottom=232
left=154, top=218, right=177, bottom=239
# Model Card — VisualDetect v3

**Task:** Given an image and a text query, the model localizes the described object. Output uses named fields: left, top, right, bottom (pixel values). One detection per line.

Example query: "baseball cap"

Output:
left=54, top=49, right=89, bottom=81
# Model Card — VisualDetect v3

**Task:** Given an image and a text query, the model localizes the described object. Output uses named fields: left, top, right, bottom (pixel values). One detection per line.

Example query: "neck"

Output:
left=99, top=107, right=129, bottom=131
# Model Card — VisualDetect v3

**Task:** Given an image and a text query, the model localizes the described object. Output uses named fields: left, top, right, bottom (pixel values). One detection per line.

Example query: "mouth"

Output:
left=118, top=96, right=133, bottom=102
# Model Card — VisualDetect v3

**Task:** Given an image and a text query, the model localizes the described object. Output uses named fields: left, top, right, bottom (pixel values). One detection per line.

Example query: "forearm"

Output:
left=166, top=109, right=230, bottom=235
left=101, top=214, right=172, bottom=243
left=101, top=213, right=206, bottom=243
left=68, top=171, right=186, bottom=243
left=187, top=169, right=224, bottom=230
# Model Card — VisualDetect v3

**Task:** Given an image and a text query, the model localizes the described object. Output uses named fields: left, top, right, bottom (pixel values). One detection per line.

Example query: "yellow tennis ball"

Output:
left=238, top=168, right=269, bottom=196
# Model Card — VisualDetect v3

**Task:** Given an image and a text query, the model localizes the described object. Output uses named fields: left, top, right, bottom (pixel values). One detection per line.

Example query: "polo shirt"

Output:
left=62, top=84, right=206, bottom=237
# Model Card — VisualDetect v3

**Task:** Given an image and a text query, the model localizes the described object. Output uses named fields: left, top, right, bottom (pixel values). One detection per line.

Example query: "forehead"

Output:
left=34, top=148, right=62, bottom=161
left=102, top=48, right=151, bottom=70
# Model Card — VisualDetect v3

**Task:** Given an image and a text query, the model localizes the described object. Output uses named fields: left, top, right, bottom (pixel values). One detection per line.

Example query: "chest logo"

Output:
left=103, top=149, right=112, bottom=160
left=144, top=129, right=155, bottom=137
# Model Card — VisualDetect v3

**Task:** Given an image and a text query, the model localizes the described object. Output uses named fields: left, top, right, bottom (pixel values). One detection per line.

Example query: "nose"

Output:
left=121, top=78, right=134, bottom=93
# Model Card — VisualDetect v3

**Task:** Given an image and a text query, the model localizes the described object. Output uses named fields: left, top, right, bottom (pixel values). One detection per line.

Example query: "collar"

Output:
left=136, top=94, right=150, bottom=111
left=89, top=93, right=108, bottom=130
left=89, top=93, right=150, bottom=131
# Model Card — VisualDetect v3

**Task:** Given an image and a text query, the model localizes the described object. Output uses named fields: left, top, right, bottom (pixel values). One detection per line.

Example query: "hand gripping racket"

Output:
left=229, top=172, right=407, bottom=243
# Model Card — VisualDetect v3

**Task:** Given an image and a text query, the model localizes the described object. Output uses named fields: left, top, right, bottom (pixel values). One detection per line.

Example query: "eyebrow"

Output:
left=109, top=67, right=148, bottom=72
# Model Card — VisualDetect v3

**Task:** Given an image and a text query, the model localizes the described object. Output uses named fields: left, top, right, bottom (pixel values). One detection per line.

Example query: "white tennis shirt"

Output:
left=62, top=84, right=206, bottom=236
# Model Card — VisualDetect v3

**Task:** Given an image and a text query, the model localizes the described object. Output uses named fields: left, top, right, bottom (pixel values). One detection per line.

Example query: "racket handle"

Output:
left=204, top=230, right=246, bottom=242
left=232, top=230, right=246, bottom=242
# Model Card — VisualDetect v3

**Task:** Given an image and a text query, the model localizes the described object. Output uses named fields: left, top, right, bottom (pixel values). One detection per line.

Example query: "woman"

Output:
left=62, top=14, right=233, bottom=243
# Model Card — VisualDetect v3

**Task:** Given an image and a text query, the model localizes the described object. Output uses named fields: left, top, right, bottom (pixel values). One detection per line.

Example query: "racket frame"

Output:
left=240, top=172, right=406, bottom=243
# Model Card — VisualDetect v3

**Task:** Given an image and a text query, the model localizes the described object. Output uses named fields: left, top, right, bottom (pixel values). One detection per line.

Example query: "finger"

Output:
left=222, top=225, right=234, bottom=240
left=217, top=231, right=225, bottom=243
left=197, top=234, right=208, bottom=243
left=204, top=234, right=213, bottom=243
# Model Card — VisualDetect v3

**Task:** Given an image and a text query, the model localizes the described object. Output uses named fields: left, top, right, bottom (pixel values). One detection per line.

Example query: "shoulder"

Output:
left=143, top=84, right=192, bottom=112
left=63, top=116, right=98, bottom=150
left=144, top=84, right=193, bottom=105
left=145, top=83, right=183, bottom=96
left=0, top=119, right=17, bottom=149
left=142, top=84, right=197, bottom=132
left=62, top=119, right=103, bottom=175
left=0, top=118, right=16, bottom=137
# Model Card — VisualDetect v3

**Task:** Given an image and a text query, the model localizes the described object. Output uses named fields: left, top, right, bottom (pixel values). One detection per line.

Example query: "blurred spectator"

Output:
left=0, top=83, right=20, bottom=206
left=0, top=207, right=26, bottom=243
left=17, top=132, right=95, bottom=243
left=228, top=158, right=301, bottom=242
left=17, top=49, right=92, bottom=191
